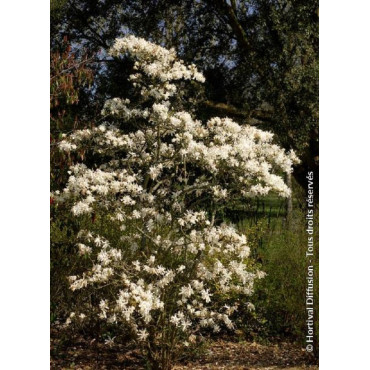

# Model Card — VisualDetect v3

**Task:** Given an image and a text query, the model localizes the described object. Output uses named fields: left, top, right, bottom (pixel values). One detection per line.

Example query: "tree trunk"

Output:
left=286, top=172, right=293, bottom=225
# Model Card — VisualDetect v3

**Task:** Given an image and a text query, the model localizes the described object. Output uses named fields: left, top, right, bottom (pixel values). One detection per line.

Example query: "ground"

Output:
left=51, top=330, right=318, bottom=370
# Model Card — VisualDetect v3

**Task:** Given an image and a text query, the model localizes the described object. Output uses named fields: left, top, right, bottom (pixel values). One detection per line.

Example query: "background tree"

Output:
left=51, top=0, right=318, bottom=192
left=50, top=36, right=94, bottom=190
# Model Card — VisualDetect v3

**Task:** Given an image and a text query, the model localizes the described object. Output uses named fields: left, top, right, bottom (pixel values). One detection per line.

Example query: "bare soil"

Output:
left=51, top=330, right=318, bottom=370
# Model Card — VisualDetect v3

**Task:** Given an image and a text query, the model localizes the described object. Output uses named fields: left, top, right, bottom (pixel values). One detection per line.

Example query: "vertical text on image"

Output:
left=305, top=171, right=315, bottom=353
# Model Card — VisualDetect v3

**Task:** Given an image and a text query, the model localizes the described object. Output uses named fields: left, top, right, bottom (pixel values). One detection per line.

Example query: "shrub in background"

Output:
left=237, top=206, right=318, bottom=354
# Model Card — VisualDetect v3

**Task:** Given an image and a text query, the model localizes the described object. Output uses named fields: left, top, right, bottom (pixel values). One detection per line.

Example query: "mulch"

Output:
left=51, top=329, right=318, bottom=370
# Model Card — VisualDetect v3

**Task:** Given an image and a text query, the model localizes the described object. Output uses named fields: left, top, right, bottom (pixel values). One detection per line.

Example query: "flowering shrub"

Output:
left=55, top=35, right=299, bottom=369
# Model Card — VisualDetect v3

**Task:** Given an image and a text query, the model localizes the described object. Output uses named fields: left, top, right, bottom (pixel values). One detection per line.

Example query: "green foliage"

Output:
left=238, top=206, right=319, bottom=348
left=51, top=0, right=319, bottom=190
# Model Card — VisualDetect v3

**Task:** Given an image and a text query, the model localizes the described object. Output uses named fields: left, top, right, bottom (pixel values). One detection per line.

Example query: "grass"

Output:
left=230, top=194, right=318, bottom=355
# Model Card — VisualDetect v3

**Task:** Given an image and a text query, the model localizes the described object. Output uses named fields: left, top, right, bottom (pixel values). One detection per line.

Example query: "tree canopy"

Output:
left=51, top=0, right=318, bottom=190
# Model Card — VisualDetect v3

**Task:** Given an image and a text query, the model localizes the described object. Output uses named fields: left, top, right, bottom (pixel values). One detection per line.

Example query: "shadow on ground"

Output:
left=51, top=330, right=318, bottom=370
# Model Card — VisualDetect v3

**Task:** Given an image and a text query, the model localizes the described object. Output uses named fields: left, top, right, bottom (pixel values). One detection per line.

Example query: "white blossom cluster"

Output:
left=57, top=36, right=298, bottom=350
left=105, top=35, right=204, bottom=104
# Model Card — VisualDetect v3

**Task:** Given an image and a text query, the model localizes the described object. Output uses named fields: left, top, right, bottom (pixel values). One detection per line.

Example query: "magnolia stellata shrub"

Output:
left=55, top=35, right=299, bottom=366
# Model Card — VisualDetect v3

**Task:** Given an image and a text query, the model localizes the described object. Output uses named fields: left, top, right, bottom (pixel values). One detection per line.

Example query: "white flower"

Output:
left=104, top=336, right=115, bottom=346
left=149, top=164, right=163, bottom=180
left=256, top=270, right=266, bottom=279
left=137, top=329, right=149, bottom=341
left=189, top=334, right=196, bottom=343
left=72, top=201, right=92, bottom=216
left=247, top=302, right=255, bottom=311
left=77, top=243, right=92, bottom=255
left=170, top=314, right=181, bottom=326
left=180, top=285, right=194, bottom=299
left=201, top=289, right=212, bottom=303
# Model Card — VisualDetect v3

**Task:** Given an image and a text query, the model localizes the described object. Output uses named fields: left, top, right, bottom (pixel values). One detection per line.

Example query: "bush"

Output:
left=52, top=35, right=299, bottom=369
